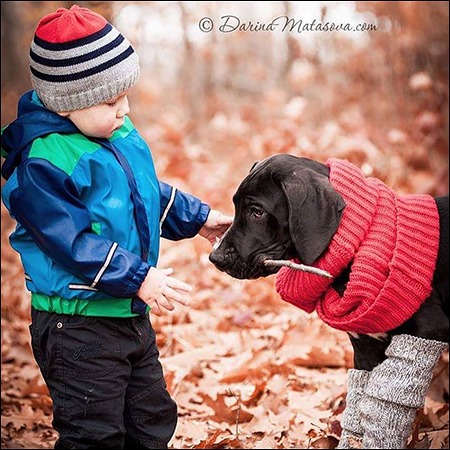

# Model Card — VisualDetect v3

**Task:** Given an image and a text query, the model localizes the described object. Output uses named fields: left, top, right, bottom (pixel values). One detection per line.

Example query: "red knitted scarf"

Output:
left=275, top=158, right=440, bottom=333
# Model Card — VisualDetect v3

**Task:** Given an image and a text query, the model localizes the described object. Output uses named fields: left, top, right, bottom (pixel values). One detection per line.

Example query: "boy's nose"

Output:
left=116, top=108, right=129, bottom=118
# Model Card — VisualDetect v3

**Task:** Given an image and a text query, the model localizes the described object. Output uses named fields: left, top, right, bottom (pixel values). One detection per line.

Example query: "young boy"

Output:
left=1, top=5, right=232, bottom=449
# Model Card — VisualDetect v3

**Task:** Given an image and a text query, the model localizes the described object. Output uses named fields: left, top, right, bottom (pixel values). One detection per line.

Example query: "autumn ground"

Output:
left=2, top=214, right=449, bottom=450
left=2, top=69, right=449, bottom=448
left=1, top=3, right=449, bottom=442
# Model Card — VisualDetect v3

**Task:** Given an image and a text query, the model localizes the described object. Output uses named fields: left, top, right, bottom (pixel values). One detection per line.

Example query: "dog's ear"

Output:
left=279, top=169, right=346, bottom=265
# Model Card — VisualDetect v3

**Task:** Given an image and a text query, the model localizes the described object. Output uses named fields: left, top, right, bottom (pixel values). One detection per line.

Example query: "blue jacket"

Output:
left=1, top=91, right=210, bottom=317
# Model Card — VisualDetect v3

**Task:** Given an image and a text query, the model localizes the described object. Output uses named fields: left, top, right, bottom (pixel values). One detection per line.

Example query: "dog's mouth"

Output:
left=210, top=251, right=279, bottom=280
left=227, top=254, right=285, bottom=280
left=255, top=255, right=284, bottom=277
left=210, top=239, right=293, bottom=280
left=252, top=242, right=295, bottom=278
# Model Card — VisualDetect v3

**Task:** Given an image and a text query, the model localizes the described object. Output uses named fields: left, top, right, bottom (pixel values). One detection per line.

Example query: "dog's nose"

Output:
left=209, top=249, right=227, bottom=268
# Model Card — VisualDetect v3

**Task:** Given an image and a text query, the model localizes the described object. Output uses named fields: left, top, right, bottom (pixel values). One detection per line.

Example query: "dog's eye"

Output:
left=249, top=206, right=265, bottom=218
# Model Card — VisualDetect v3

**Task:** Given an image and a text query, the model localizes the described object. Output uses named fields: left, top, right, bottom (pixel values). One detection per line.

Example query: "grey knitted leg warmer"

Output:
left=360, top=334, right=448, bottom=449
left=337, top=369, right=370, bottom=449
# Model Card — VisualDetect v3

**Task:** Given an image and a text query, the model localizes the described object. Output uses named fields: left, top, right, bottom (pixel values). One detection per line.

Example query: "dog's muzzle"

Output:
left=210, top=246, right=280, bottom=279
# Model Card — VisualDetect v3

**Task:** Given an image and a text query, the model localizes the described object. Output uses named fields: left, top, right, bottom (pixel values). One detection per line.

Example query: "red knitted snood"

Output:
left=275, top=158, right=440, bottom=333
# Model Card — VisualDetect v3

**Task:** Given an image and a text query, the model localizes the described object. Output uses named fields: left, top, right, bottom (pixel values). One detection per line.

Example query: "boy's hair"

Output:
left=29, top=4, right=140, bottom=112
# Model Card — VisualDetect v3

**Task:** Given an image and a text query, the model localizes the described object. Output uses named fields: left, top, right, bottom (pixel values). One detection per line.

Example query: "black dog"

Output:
left=210, top=154, right=449, bottom=448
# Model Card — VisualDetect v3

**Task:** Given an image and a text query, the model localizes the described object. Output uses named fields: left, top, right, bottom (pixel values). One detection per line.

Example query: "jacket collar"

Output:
left=1, top=90, right=78, bottom=180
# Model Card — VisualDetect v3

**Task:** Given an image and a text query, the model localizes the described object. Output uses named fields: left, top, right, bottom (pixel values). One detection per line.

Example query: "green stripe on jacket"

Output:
left=31, top=293, right=150, bottom=317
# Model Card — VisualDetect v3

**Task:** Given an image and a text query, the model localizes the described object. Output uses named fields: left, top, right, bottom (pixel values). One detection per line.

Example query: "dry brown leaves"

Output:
left=2, top=219, right=447, bottom=448
left=1, top=50, right=448, bottom=450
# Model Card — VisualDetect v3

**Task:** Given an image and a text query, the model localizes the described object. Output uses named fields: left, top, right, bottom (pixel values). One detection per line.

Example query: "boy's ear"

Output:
left=57, top=111, right=70, bottom=117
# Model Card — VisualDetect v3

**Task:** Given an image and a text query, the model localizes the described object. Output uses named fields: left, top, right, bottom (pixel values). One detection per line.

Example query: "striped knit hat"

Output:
left=29, top=5, right=140, bottom=112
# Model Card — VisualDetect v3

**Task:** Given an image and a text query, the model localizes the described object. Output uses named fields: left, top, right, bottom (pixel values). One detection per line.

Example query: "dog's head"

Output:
left=209, top=154, right=346, bottom=279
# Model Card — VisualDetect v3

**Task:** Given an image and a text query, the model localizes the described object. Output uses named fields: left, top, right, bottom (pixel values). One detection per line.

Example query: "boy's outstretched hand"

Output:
left=137, top=267, right=192, bottom=316
left=199, top=209, right=234, bottom=246
left=137, top=210, right=233, bottom=316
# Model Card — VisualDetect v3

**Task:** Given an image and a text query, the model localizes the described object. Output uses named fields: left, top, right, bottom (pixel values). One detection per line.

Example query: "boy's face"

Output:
left=58, top=91, right=130, bottom=139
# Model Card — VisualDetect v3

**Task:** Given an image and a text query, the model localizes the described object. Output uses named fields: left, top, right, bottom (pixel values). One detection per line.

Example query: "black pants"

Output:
left=29, top=308, right=178, bottom=449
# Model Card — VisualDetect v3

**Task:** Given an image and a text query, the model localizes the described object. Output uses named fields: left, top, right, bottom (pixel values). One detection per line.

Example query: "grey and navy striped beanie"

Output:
left=29, top=4, right=140, bottom=112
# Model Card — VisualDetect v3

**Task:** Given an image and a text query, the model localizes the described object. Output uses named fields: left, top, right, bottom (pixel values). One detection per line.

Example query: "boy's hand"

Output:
left=137, top=267, right=192, bottom=316
left=199, top=209, right=234, bottom=246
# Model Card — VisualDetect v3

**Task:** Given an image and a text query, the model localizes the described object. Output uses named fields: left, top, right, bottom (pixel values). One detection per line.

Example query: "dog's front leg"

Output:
left=360, top=334, right=448, bottom=449
left=337, top=334, right=389, bottom=449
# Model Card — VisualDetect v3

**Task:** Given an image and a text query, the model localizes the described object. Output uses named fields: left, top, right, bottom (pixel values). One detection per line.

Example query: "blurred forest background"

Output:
left=1, top=1, right=449, bottom=448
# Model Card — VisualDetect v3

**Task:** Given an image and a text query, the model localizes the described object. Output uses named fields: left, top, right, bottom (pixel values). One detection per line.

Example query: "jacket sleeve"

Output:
left=159, top=181, right=210, bottom=241
left=10, top=159, right=149, bottom=298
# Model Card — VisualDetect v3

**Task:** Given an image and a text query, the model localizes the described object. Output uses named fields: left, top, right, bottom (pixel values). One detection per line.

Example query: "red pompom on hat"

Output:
left=29, top=4, right=140, bottom=112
